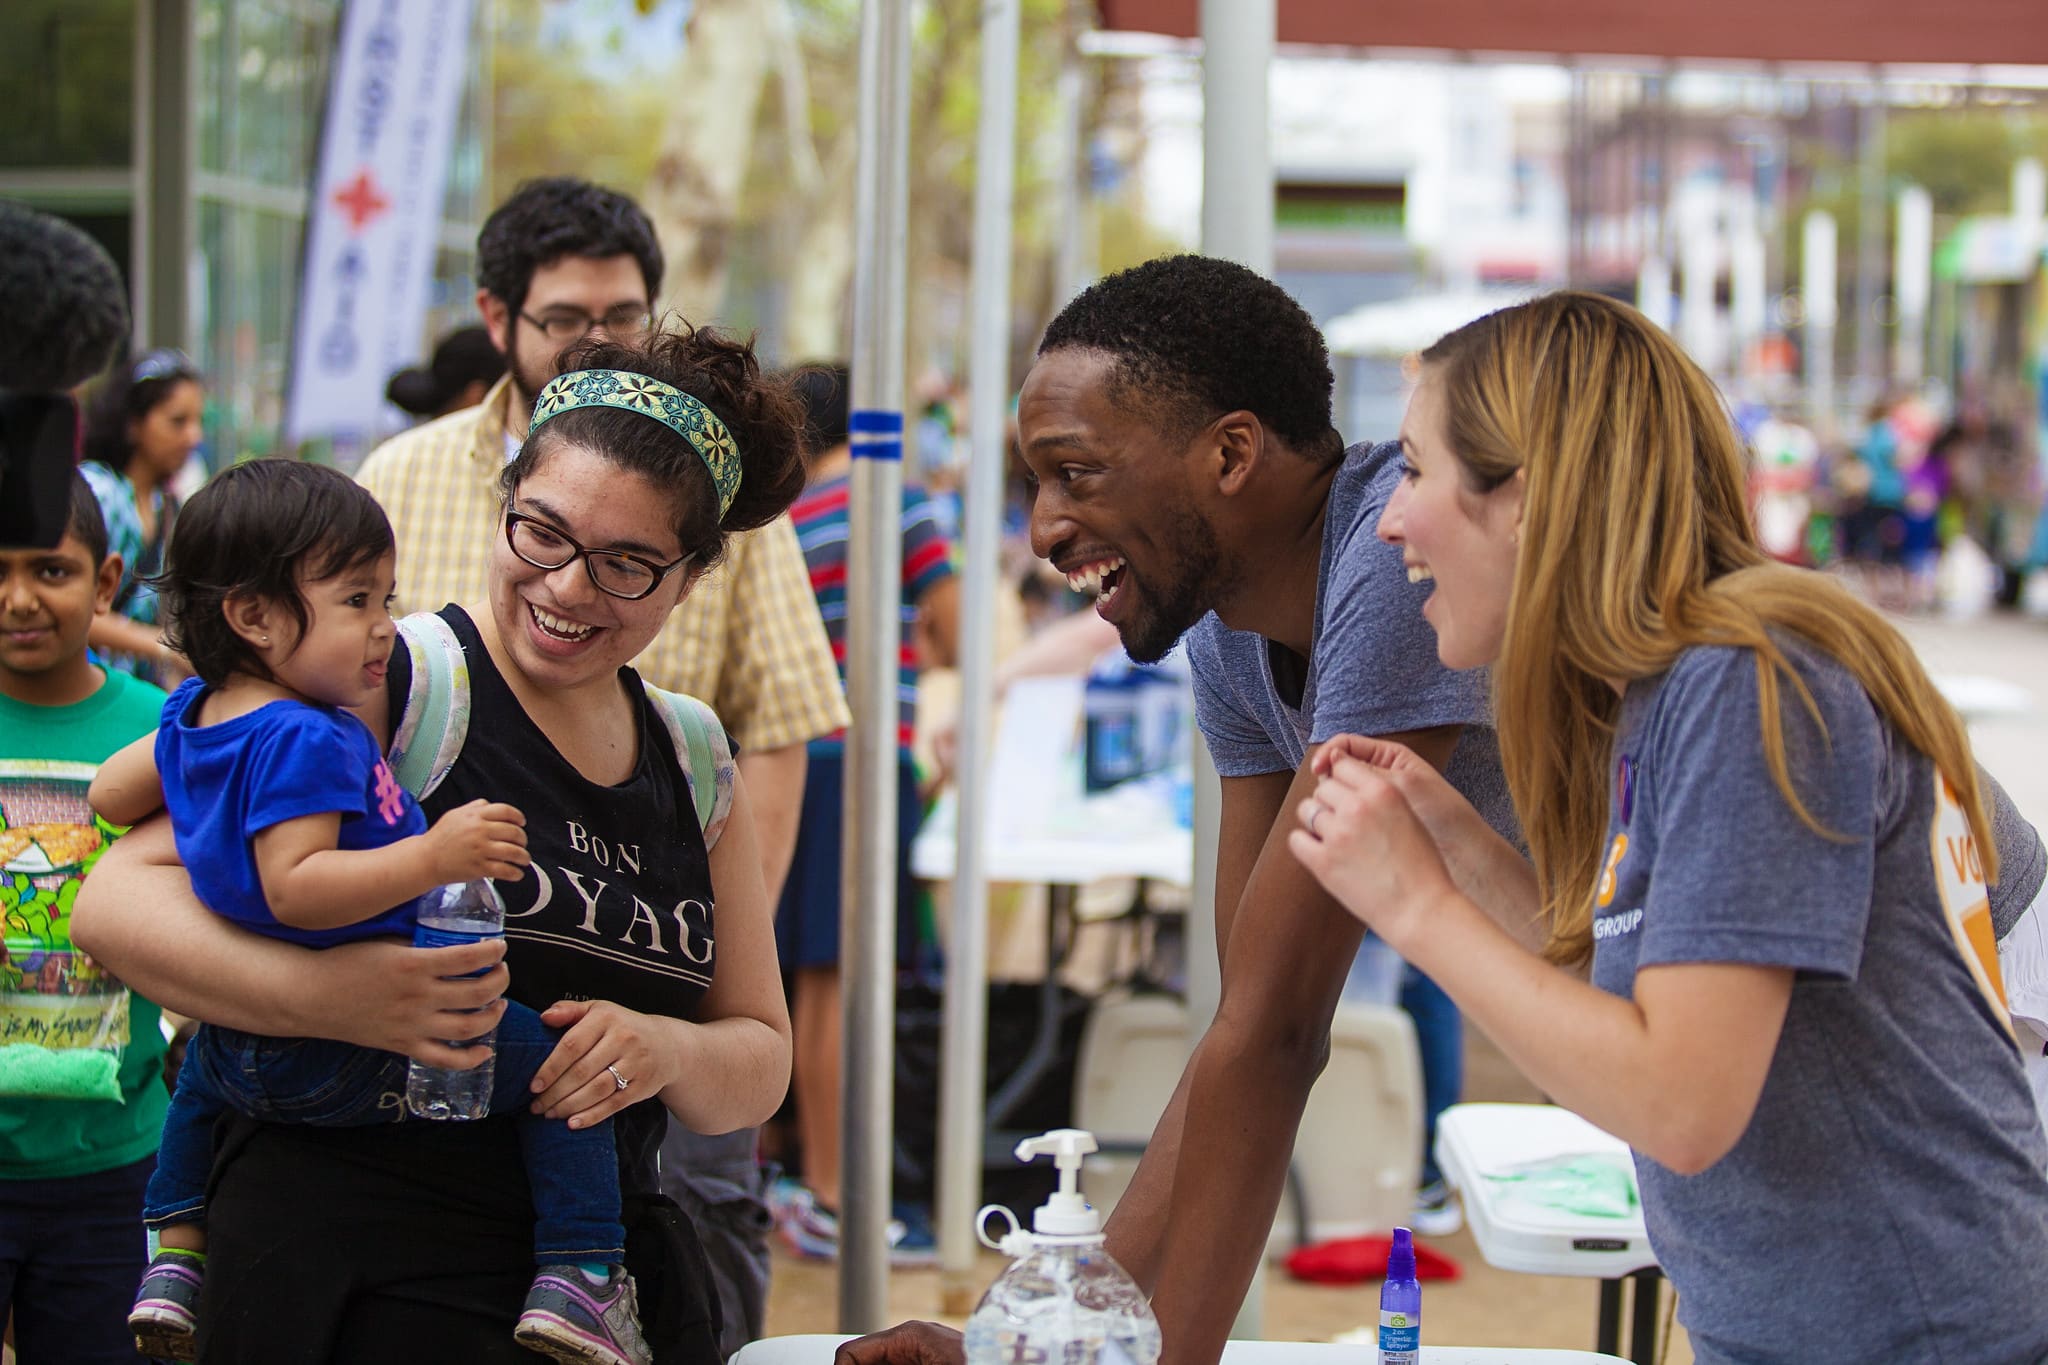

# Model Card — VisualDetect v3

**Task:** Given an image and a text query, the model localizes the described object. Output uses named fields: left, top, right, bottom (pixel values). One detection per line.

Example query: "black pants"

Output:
left=0, top=1155, right=154, bottom=1365
left=197, top=1118, right=721, bottom=1364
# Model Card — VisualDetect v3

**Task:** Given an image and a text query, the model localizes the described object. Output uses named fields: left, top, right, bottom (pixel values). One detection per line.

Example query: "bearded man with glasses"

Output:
left=355, top=176, right=845, bottom=1357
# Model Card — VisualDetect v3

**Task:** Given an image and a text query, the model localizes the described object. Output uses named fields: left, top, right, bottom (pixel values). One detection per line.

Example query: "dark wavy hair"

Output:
left=82, top=349, right=204, bottom=474
left=787, top=362, right=851, bottom=461
left=475, top=178, right=664, bottom=318
left=503, top=324, right=807, bottom=574
left=1039, top=254, right=1344, bottom=464
left=156, top=459, right=394, bottom=686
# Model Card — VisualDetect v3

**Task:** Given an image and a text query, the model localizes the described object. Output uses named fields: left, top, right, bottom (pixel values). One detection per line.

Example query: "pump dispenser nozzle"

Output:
left=1014, top=1128, right=1101, bottom=1237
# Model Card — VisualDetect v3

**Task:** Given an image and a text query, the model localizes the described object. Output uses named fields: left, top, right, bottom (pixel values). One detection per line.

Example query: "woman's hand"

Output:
left=530, top=999, right=684, bottom=1129
left=332, top=936, right=511, bottom=1067
left=1313, top=735, right=1494, bottom=899
left=1289, top=737, right=1459, bottom=951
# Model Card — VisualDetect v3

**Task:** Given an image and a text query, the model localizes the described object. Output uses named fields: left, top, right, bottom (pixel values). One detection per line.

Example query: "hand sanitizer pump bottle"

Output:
left=964, top=1129, right=1162, bottom=1365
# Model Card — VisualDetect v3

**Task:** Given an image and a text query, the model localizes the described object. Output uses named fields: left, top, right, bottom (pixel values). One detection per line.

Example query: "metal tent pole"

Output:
left=840, top=0, right=913, bottom=1332
left=1196, top=0, right=1273, bottom=1338
left=936, top=0, right=1022, bottom=1316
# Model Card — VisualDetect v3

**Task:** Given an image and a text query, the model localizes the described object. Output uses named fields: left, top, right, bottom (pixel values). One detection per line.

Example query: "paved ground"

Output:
left=763, top=604, right=2048, bottom=1362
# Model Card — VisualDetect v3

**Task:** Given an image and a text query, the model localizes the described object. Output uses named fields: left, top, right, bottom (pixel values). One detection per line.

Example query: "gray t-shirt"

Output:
left=1989, top=771, right=2045, bottom=937
left=1593, top=638, right=2048, bottom=1365
left=1184, top=441, right=1516, bottom=840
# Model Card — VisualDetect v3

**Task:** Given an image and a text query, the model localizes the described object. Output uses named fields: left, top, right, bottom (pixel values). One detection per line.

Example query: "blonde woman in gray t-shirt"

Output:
left=1293, top=290, right=2048, bottom=1365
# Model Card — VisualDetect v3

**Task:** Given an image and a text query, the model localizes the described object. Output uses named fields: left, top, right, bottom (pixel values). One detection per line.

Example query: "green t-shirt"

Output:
left=0, top=667, right=170, bottom=1179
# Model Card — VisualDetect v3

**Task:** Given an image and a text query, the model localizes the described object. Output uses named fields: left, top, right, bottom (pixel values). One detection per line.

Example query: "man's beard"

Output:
left=508, top=349, right=553, bottom=423
left=1116, top=510, right=1228, bottom=664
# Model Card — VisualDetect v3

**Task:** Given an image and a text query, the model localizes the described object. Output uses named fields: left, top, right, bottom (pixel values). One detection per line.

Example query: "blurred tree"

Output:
left=490, top=0, right=1151, bottom=397
left=490, top=0, right=671, bottom=198
left=1889, top=108, right=2048, bottom=217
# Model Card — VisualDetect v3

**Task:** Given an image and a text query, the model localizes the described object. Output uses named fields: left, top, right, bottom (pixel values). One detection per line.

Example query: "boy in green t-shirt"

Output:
left=0, top=475, right=169, bottom=1363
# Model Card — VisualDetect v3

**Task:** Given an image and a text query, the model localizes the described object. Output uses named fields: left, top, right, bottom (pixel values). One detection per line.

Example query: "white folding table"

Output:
left=1434, top=1104, right=1663, bottom=1365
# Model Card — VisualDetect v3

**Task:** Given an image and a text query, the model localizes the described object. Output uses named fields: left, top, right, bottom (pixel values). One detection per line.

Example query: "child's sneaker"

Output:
left=513, top=1265, right=652, bottom=1365
left=129, top=1248, right=205, bottom=1361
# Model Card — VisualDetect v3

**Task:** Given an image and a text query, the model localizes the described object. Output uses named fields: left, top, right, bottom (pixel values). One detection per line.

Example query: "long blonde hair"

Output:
left=1421, top=291, right=1995, bottom=964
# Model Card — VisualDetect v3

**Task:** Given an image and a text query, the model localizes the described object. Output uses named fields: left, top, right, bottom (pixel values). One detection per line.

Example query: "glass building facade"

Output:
left=0, top=0, right=489, bottom=461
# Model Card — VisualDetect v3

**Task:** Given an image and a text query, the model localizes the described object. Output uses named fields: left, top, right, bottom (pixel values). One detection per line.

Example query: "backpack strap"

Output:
left=388, top=613, right=472, bottom=801
left=643, top=685, right=735, bottom=850
left=384, top=613, right=730, bottom=848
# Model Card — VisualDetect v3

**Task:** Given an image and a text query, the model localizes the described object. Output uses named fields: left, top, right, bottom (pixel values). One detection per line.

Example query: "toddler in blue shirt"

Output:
left=89, top=460, right=647, bottom=1365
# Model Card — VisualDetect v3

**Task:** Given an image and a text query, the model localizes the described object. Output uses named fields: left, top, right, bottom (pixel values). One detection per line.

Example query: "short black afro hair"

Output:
left=0, top=201, right=130, bottom=393
left=1039, top=255, right=1343, bottom=464
left=475, top=178, right=663, bottom=317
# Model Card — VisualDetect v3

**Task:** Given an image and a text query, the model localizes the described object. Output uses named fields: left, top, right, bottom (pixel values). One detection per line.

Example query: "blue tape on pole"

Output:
left=849, top=408, right=904, bottom=460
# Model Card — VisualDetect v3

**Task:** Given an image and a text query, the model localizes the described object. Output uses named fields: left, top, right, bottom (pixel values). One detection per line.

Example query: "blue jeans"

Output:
left=0, top=1155, right=154, bottom=1365
left=144, top=1002, right=625, bottom=1263
left=1399, top=967, right=1462, bottom=1188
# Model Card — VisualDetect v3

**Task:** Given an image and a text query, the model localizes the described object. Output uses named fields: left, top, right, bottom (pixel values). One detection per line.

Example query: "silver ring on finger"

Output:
left=1307, top=804, right=1323, bottom=839
left=607, top=1064, right=630, bottom=1092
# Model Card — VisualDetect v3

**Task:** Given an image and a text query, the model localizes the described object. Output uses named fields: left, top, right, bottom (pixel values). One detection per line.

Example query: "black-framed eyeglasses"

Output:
left=515, top=305, right=653, bottom=343
left=504, top=510, right=691, bottom=601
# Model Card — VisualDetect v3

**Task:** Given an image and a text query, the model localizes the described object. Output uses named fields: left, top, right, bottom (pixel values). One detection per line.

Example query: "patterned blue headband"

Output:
left=529, top=368, right=742, bottom=517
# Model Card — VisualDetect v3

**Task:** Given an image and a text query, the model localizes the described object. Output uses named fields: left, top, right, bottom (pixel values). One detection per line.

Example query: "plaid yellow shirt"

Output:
left=356, top=376, right=848, bottom=752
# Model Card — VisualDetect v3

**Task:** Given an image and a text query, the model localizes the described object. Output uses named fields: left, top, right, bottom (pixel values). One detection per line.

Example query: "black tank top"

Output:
left=397, top=604, right=721, bottom=1190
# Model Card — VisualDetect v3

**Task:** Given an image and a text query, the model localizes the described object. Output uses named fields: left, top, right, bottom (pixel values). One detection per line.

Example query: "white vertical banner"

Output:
left=1803, top=210, right=1838, bottom=432
left=284, top=0, right=474, bottom=449
left=1894, top=185, right=1933, bottom=385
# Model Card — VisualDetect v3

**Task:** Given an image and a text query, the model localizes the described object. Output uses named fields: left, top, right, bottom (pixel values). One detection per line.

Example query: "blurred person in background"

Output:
left=770, top=363, right=957, bottom=1263
left=355, top=176, right=844, bottom=1354
left=385, top=325, right=507, bottom=423
left=79, top=348, right=204, bottom=686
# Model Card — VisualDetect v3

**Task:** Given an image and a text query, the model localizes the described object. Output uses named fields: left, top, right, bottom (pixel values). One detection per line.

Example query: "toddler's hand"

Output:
left=424, top=799, right=529, bottom=883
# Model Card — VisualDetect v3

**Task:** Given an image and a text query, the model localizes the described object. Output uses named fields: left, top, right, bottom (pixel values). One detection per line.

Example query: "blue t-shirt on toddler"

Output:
left=157, top=677, right=426, bottom=947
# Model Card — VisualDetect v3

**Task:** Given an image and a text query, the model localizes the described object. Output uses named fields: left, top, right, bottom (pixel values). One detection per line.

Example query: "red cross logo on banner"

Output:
left=332, top=169, right=390, bottom=232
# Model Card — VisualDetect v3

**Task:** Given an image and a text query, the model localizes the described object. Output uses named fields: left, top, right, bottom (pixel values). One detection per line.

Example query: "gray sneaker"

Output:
left=513, top=1264, right=653, bottom=1365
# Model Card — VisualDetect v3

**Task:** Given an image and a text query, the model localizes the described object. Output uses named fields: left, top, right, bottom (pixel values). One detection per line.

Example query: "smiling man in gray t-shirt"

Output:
left=996, top=257, right=1515, bottom=1365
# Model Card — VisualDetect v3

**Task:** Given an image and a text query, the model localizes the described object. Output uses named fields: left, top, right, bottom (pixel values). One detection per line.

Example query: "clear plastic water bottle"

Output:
left=964, top=1129, right=1162, bottom=1365
left=403, top=879, right=506, bottom=1120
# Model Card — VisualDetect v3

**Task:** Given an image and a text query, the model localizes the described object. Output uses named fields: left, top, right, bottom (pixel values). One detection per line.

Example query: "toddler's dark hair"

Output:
left=156, top=459, right=394, bottom=686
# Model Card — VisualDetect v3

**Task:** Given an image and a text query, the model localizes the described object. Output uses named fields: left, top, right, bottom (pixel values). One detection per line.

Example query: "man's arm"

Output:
left=1106, top=727, right=1462, bottom=1365
left=913, top=575, right=961, bottom=672
left=735, top=744, right=806, bottom=907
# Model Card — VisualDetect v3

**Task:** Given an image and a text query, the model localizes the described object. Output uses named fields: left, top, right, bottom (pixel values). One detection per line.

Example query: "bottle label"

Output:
left=1377, top=1309, right=1419, bottom=1363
